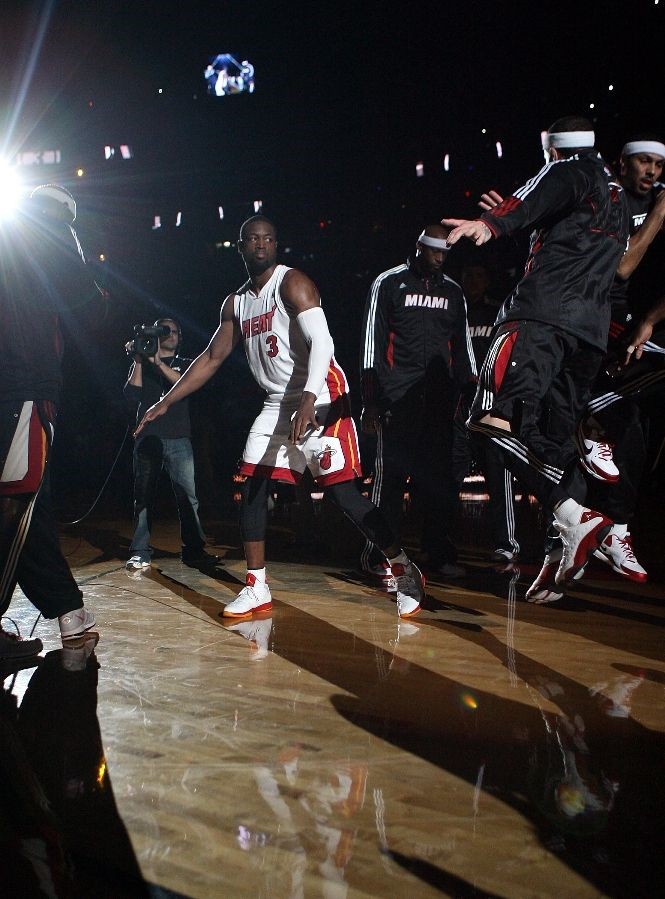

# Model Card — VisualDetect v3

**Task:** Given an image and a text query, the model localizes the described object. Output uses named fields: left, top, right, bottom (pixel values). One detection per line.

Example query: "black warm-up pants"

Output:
left=361, top=385, right=460, bottom=570
left=468, top=321, right=604, bottom=511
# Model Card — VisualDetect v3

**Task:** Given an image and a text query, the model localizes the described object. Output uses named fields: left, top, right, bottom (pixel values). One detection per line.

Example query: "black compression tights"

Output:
left=239, top=476, right=396, bottom=553
left=239, top=477, right=270, bottom=542
left=325, top=479, right=396, bottom=552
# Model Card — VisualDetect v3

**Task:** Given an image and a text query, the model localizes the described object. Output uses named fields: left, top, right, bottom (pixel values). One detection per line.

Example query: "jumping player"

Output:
left=442, top=116, right=629, bottom=602
left=135, top=216, right=425, bottom=618
left=574, top=136, right=665, bottom=584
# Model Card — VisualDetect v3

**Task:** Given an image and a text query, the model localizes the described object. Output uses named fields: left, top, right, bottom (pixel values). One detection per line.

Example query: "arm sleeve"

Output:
left=296, top=306, right=334, bottom=397
left=480, top=161, right=586, bottom=238
left=360, top=275, right=391, bottom=405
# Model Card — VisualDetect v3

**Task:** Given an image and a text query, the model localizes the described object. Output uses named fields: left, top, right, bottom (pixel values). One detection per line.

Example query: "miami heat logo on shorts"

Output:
left=317, top=444, right=337, bottom=471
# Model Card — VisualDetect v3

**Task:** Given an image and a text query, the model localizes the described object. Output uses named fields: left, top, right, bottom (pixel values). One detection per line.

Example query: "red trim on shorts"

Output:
left=316, top=467, right=360, bottom=487
left=326, top=358, right=347, bottom=401
left=494, top=330, right=518, bottom=393
left=238, top=461, right=301, bottom=484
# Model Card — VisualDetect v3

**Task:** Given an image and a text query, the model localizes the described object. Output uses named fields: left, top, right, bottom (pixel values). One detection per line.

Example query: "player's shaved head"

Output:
left=239, top=215, right=277, bottom=240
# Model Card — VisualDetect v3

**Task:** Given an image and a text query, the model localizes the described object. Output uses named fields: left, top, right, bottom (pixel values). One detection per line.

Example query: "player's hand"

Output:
left=134, top=400, right=168, bottom=437
left=125, top=341, right=143, bottom=363
left=478, top=190, right=504, bottom=211
left=651, top=188, right=665, bottom=223
left=361, top=405, right=381, bottom=434
left=623, top=320, right=653, bottom=365
left=290, top=394, right=319, bottom=443
left=441, top=219, right=492, bottom=246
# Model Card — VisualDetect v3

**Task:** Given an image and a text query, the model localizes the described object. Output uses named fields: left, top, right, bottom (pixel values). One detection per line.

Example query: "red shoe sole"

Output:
left=398, top=604, right=421, bottom=619
left=222, top=601, right=273, bottom=619
left=593, top=550, right=648, bottom=583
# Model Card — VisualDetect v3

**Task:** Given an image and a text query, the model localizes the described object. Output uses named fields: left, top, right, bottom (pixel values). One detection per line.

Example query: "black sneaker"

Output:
left=0, top=627, right=43, bottom=660
left=181, top=549, right=222, bottom=566
left=492, top=548, right=515, bottom=563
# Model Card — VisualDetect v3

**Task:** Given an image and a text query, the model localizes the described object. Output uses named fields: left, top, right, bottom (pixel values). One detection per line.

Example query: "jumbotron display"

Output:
left=204, top=54, right=255, bottom=96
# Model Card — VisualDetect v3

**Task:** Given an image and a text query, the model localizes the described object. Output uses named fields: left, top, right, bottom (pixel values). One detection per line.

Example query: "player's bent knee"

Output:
left=239, top=476, right=270, bottom=542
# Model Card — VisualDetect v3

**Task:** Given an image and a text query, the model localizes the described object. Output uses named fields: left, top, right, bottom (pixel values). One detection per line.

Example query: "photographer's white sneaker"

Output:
left=126, top=555, right=150, bottom=571
left=59, top=607, right=96, bottom=640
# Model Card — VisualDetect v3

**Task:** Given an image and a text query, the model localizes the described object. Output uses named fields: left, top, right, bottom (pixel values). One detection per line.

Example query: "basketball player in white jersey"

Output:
left=135, top=216, right=425, bottom=619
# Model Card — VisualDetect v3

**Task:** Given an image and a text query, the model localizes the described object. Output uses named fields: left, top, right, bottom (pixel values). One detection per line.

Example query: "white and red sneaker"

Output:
left=392, top=561, right=425, bottom=618
left=222, top=574, right=272, bottom=619
left=555, top=507, right=613, bottom=585
left=526, top=547, right=564, bottom=603
left=593, top=526, right=648, bottom=583
left=526, top=545, right=588, bottom=603
left=363, top=561, right=397, bottom=593
left=576, top=425, right=620, bottom=483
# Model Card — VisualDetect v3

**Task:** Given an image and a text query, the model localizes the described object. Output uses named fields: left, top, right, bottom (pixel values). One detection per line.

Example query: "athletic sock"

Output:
left=387, top=550, right=409, bottom=567
left=248, top=567, right=267, bottom=585
left=553, top=498, right=583, bottom=527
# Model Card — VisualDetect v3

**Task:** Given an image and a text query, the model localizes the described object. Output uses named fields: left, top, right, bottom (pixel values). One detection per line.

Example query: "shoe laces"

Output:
left=616, top=535, right=638, bottom=563
left=240, top=583, right=261, bottom=602
left=593, top=441, right=614, bottom=460
left=241, top=575, right=268, bottom=601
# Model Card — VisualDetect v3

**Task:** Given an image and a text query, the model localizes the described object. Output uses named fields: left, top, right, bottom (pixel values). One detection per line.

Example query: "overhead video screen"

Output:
left=204, top=54, right=255, bottom=96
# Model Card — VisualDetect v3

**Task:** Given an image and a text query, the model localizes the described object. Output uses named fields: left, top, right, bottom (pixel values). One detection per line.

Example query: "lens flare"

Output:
left=0, top=163, right=23, bottom=221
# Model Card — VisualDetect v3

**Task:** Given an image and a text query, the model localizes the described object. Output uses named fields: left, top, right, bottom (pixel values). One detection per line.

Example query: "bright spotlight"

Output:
left=0, top=163, right=23, bottom=221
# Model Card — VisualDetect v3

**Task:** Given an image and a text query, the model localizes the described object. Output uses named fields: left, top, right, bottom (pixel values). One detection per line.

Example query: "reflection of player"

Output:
left=136, top=216, right=426, bottom=618
left=224, top=614, right=273, bottom=660
left=247, top=745, right=367, bottom=898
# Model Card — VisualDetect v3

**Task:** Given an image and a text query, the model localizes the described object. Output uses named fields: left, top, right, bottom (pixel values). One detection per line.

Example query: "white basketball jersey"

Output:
left=234, top=264, right=348, bottom=404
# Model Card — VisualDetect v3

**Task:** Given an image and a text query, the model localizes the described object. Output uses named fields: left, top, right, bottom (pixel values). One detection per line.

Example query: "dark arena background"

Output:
left=1, top=2, right=664, bottom=897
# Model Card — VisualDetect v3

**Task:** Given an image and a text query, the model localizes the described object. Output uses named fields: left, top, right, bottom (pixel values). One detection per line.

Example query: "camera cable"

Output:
left=58, top=424, right=131, bottom=526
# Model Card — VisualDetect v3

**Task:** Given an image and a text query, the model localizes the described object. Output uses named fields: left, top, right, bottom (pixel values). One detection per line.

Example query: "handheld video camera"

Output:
left=126, top=324, right=171, bottom=358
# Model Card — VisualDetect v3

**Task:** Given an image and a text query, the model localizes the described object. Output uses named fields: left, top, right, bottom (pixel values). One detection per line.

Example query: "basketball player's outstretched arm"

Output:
left=134, top=296, right=240, bottom=435
left=281, top=269, right=335, bottom=443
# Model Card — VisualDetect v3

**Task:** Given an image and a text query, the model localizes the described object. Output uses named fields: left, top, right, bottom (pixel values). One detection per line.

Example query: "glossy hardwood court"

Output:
left=2, top=505, right=664, bottom=898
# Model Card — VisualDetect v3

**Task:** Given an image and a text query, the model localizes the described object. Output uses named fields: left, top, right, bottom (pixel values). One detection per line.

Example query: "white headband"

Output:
left=542, top=130, right=595, bottom=150
left=418, top=231, right=450, bottom=250
left=622, top=140, right=665, bottom=159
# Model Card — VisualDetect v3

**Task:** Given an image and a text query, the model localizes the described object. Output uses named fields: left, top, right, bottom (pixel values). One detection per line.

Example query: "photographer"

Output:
left=123, top=318, right=212, bottom=569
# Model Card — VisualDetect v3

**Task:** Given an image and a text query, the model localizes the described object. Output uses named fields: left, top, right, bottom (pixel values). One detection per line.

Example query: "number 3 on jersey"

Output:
left=266, top=334, right=279, bottom=358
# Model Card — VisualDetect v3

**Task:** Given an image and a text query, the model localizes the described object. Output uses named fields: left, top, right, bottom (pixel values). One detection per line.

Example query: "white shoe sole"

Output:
left=592, top=547, right=648, bottom=583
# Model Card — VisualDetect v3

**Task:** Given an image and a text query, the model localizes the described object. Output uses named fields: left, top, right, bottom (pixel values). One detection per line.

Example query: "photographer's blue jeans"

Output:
left=129, top=435, right=206, bottom=561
